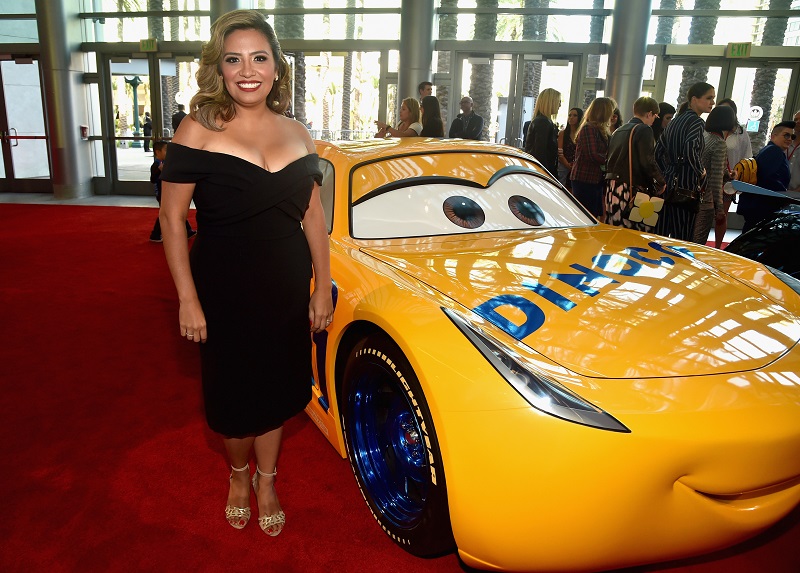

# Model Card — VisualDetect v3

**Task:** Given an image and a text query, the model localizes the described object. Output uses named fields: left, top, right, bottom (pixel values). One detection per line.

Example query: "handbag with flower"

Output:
left=625, top=125, right=661, bottom=230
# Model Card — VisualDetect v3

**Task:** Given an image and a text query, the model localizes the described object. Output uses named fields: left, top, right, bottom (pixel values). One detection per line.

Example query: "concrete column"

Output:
left=211, top=0, right=243, bottom=25
left=605, top=1, right=652, bottom=121
left=35, top=0, right=92, bottom=199
left=399, top=0, right=434, bottom=107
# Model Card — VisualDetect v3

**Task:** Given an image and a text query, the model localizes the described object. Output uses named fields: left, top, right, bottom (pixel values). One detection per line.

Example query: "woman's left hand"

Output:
left=309, top=286, right=334, bottom=333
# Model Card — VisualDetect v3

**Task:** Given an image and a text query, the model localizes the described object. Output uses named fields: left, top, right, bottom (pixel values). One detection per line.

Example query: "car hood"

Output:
left=359, top=227, right=800, bottom=378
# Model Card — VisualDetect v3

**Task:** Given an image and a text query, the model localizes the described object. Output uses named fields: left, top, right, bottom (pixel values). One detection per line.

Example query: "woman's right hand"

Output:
left=179, top=299, right=207, bottom=343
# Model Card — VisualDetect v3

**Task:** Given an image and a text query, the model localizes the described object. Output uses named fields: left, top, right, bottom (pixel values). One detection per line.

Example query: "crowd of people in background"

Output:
left=375, top=81, right=483, bottom=141
left=523, top=81, right=798, bottom=245
left=145, top=73, right=798, bottom=248
left=367, top=76, right=799, bottom=246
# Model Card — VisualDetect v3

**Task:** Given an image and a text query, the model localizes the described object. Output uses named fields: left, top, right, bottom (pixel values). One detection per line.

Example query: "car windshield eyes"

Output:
left=443, top=196, right=485, bottom=229
left=508, top=196, right=546, bottom=227
left=442, top=195, right=546, bottom=230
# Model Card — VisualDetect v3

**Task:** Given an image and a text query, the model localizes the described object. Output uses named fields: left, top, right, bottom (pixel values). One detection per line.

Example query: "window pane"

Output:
left=87, top=0, right=210, bottom=11
left=651, top=14, right=798, bottom=47
left=87, top=17, right=212, bottom=43
left=0, top=0, right=35, bottom=13
left=0, top=20, right=37, bottom=42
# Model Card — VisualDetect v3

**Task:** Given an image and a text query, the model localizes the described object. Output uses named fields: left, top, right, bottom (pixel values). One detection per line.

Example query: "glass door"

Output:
left=0, top=58, right=51, bottom=192
left=662, top=62, right=723, bottom=116
left=725, top=63, right=797, bottom=154
left=109, top=56, right=153, bottom=184
left=103, top=52, right=200, bottom=194
left=516, top=57, right=577, bottom=147
left=302, top=50, right=385, bottom=141
left=454, top=54, right=516, bottom=145
left=454, top=53, right=578, bottom=149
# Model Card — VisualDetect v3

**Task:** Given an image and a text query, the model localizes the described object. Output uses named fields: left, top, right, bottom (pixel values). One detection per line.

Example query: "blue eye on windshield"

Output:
left=509, top=195, right=546, bottom=226
left=443, top=196, right=485, bottom=229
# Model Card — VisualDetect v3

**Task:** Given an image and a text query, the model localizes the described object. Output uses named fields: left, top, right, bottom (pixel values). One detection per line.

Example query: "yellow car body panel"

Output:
left=307, top=138, right=800, bottom=572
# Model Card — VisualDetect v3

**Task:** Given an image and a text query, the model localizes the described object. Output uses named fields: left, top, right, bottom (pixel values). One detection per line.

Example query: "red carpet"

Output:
left=0, top=203, right=797, bottom=573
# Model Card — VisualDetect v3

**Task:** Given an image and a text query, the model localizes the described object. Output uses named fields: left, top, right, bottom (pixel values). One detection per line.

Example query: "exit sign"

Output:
left=139, top=38, right=158, bottom=52
left=725, top=42, right=751, bottom=58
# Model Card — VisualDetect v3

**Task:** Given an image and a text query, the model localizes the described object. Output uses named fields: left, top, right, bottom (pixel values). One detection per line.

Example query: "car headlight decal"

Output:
left=443, top=308, right=630, bottom=433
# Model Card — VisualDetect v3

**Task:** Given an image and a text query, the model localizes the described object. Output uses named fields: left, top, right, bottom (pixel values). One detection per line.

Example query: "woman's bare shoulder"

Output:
left=279, top=113, right=315, bottom=153
left=171, top=116, right=214, bottom=148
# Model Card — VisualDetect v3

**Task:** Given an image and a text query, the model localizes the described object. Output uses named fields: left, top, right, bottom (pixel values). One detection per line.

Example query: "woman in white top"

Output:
left=714, top=98, right=753, bottom=248
left=375, top=97, right=423, bottom=137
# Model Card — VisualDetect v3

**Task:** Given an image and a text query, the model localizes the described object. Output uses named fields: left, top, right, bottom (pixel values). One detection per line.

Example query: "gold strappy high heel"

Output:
left=225, top=463, right=252, bottom=529
left=252, top=466, right=286, bottom=536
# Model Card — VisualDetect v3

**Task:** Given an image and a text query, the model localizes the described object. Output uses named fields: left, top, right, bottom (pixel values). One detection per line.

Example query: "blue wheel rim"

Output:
left=348, top=364, right=428, bottom=529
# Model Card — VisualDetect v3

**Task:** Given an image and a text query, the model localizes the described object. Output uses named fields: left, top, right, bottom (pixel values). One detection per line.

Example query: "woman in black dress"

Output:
left=524, top=87, right=562, bottom=177
left=159, top=9, right=333, bottom=537
left=556, top=107, right=583, bottom=189
left=420, top=95, right=444, bottom=137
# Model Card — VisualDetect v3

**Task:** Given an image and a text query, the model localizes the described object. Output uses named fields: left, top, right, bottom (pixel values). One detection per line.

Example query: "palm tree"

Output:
left=436, top=0, right=458, bottom=126
left=340, top=0, right=355, bottom=140
left=522, top=0, right=548, bottom=126
left=136, top=0, right=164, bottom=141
left=583, top=0, right=605, bottom=108
left=143, top=0, right=182, bottom=137
left=654, top=0, right=677, bottom=45
left=161, top=0, right=181, bottom=136
left=676, top=0, right=720, bottom=106
left=275, top=0, right=307, bottom=125
left=470, top=0, right=498, bottom=141
left=748, top=0, right=791, bottom=152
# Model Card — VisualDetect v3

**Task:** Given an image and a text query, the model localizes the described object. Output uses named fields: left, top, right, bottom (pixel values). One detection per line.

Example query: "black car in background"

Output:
left=725, top=205, right=800, bottom=278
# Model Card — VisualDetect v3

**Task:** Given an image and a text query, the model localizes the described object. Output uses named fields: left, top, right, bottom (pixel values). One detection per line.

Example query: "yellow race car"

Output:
left=307, top=137, right=800, bottom=572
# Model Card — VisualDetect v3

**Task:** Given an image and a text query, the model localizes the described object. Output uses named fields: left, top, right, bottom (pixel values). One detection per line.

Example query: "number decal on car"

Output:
left=474, top=241, right=695, bottom=340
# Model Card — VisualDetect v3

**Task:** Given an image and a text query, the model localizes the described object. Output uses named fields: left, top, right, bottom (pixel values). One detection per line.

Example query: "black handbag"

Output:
left=665, top=156, right=702, bottom=213
left=665, top=185, right=701, bottom=213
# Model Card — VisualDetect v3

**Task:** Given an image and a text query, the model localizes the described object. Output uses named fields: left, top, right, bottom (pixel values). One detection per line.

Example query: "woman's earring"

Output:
left=271, top=100, right=280, bottom=108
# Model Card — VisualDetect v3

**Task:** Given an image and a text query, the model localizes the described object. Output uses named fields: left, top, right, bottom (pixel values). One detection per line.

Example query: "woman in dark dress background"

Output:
left=420, top=95, right=444, bottom=137
left=556, top=107, right=583, bottom=189
left=652, top=102, right=675, bottom=142
left=159, top=9, right=333, bottom=537
left=524, top=87, right=561, bottom=177
left=570, top=96, right=615, bottom=217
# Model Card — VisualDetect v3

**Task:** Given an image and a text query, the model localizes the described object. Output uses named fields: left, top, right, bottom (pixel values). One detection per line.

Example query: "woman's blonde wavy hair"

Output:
left=533, top=88, right=561, bottom=119
left=401, top=97, right=421, bottom=125
left=576, top=96, right=617, bottom=141
left=190, top=9, right=291, bottom=131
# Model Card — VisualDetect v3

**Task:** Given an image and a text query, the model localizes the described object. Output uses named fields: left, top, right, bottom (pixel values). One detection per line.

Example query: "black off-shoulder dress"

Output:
left=161, top=143, right=323, bottom=437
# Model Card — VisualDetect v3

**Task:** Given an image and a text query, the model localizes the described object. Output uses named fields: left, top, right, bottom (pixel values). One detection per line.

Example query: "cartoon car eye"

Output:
left=508, top=195, right=546, bottom=227
left=443, top=195, right=485, bottom=229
